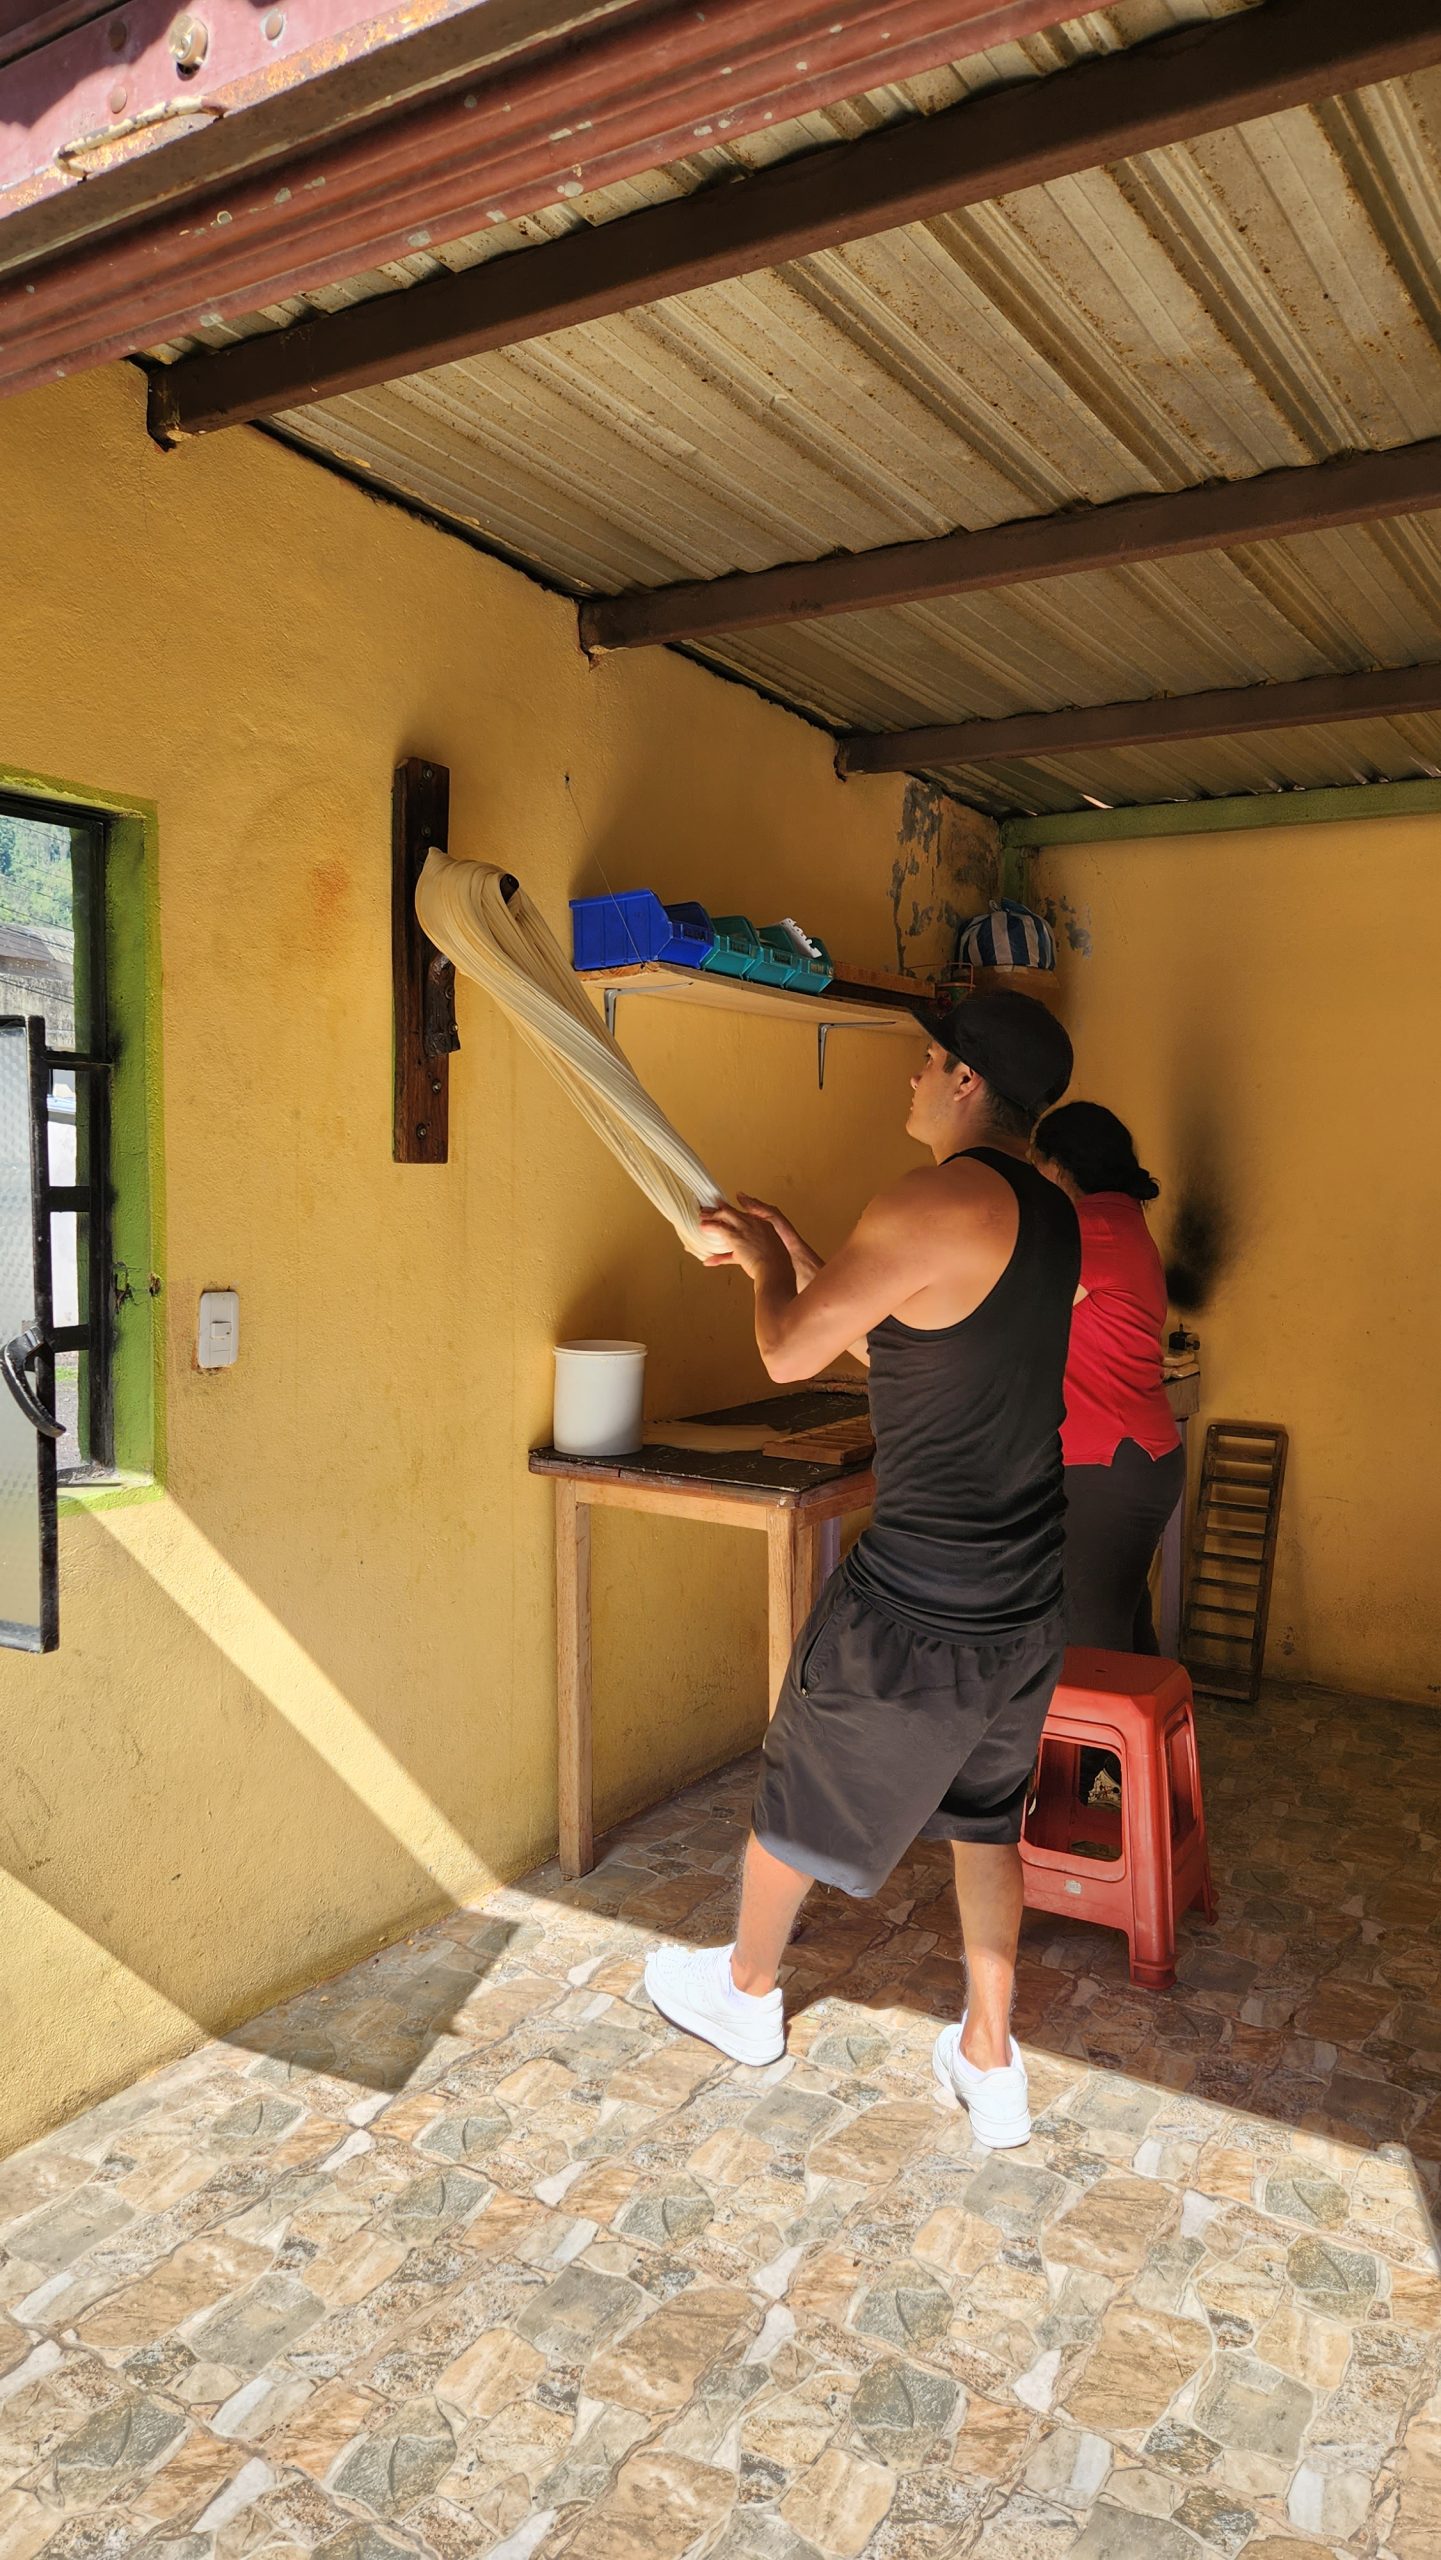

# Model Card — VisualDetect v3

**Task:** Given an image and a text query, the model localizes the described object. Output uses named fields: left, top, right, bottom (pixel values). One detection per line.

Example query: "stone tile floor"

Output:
left=3, top=1683, right=1441, bottom=2560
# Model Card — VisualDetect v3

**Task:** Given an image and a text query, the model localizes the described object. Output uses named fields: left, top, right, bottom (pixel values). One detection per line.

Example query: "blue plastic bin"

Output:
left=570, top=890, right=663, bottom=969
left=571, top=891, right=714, bottom=972
left=657, top=900, right=714, bottom=968
left=703, top=916, right=763, bottom=980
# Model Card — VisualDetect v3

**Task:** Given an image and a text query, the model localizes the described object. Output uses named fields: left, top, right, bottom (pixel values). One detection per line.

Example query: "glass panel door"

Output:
left=0, top=797, right=111, bottom=1482
left=0, top=1017, right=59, bottom=1650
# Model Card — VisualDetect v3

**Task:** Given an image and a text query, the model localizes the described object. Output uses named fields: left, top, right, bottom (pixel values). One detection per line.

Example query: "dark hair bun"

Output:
left=1034, top=1100, right=1159, bottom=1202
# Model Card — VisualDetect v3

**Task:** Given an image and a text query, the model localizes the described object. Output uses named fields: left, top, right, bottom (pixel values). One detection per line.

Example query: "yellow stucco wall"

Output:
left=0, top=366, right=982, bottom=2157
left=1033, top=821, right=1441, bottom=1709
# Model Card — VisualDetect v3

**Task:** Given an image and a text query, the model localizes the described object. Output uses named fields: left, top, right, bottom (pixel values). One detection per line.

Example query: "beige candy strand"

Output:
left=416, top=851, right=724, bottom=1255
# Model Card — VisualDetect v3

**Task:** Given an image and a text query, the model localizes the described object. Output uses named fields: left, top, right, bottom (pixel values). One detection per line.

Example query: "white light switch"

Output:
left=198, top=1290, right=239, bottom=1370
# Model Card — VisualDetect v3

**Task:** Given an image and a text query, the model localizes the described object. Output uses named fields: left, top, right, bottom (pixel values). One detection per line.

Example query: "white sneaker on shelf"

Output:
left=643, top=1941, right=785, bottom=2066
left=932, top=2015, right=1031, bottom=2147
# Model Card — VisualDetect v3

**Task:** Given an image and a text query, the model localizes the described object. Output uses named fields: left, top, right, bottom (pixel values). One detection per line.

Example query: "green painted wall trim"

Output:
left=59, top=1476, right=166, bottom=1518
left=106, top=810, right=165, bottom=1481
left=998, top=837, right=1031, bottom=902
left=1002, top=778, right=1441, bottom=851
left=0, top=764, right=165, bottom=1487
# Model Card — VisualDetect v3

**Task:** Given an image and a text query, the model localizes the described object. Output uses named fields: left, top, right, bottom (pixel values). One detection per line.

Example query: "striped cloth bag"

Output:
left=956, top=899, right=1055, bottom=970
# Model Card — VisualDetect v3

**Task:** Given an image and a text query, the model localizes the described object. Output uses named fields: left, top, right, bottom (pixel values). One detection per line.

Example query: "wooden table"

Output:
left=530, top=1388, right=874, bottom=1879
left=533, top=1370, right=1202, bottom=1881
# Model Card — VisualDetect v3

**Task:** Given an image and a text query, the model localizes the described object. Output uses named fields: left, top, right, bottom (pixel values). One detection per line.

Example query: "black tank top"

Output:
left=845, top=1148, right=1080, bottom=1639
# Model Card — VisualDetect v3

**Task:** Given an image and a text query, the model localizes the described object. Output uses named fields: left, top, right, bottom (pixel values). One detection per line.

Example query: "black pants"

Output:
left=1064, top=1438, right=1187, bottom=1653
left=1065, top=1439, right=1186, bottom=1802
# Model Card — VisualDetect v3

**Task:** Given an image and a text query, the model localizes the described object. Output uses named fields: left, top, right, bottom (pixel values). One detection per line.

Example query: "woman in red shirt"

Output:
left=1033, top=1102, right=1184, bottom=1652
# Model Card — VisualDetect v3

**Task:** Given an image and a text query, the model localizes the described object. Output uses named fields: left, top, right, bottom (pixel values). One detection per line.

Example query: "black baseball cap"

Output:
left=934, top=987, right=1073, bottom=1120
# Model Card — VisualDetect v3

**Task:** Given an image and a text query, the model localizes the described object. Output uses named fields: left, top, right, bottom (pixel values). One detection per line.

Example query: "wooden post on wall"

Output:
left=392, top=758, right=458, bottom=1163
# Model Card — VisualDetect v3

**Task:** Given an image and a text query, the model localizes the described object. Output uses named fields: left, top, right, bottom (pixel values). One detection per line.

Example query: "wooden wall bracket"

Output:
left=392, top=757, right=459, bottom=1164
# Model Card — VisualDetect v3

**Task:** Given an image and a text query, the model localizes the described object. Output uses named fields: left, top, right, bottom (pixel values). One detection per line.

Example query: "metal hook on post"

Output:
left=817, top=1023, right=829, bottom=1091
left=604, top=989, right=619, bottom=1041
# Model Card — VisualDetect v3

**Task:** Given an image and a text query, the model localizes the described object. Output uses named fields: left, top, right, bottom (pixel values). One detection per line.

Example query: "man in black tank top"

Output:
left=645, top=992, right=1079, bottom=2149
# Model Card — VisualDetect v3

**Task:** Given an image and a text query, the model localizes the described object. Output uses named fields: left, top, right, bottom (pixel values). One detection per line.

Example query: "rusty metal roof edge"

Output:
left=0, top=1, right=639, bottom=248
left=0, top=0, right=1084, bottom=392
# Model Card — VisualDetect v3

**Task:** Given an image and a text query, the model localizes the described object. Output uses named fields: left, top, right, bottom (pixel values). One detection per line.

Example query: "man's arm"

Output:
left=734, top=1194, right=869, bottom=1367
left=701, top=1176, right=948, bottom=1382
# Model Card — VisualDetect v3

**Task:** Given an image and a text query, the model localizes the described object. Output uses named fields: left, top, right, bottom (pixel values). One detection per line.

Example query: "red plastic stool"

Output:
left=1020, top=1650, right=1216, bottom=1989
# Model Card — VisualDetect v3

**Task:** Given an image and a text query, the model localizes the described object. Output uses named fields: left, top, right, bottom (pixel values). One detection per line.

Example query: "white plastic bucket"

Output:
left=552, top=1340, right=647, bottom=1458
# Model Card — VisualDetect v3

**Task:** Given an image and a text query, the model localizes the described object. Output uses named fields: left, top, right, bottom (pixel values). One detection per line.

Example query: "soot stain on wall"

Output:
left=1164, top=1105, right=1235, bottom=1313
left=889, top=783, right=1001, bottom=975
left=1166, top=1192, right=1233, bottom=1312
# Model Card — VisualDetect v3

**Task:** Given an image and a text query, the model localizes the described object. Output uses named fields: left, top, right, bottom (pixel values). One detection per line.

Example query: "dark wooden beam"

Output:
left=835, top=661, right=1441, bottom=775
left=580, top=439, right=1441, bottom=649
left=392, top=757, right=459, bottom=1164
left=150, top=0, right=1441, bottom=441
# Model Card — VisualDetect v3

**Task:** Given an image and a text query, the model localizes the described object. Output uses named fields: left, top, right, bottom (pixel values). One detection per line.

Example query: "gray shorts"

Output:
left=753, top=1570, right=1064, bottom=1898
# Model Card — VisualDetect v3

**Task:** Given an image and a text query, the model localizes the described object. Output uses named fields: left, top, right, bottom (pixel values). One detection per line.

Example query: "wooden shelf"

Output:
left=581, top=962, right=932, bottom=1035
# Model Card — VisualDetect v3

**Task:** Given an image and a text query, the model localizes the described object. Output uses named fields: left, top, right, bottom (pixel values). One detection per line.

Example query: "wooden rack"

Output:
left=1182, top=1420, right=1288, bottom=1704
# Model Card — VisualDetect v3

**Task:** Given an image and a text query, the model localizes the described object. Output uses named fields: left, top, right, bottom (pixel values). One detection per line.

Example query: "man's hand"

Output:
left=734, top=1193, right=822, bottom=1289
left=714, top=1194, right=868, bottom=1366
left=698, top=1202, right=793, bottom=1282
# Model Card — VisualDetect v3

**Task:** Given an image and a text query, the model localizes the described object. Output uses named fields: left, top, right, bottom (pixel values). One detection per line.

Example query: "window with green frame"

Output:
left=0, top=790, right=159, bottom=1490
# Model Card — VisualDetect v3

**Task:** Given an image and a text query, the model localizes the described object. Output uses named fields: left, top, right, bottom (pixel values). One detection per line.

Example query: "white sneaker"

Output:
left=932, top=2015, right=1031, bottom=2147
left=643, top=1941, right=785, bottom=2066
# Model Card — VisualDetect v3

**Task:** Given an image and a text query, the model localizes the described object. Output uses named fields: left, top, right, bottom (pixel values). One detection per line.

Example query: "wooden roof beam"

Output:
left=580, top=439, right=1441, bottom=650
left=149, top=0, right=1441, bottom=442
left=834, top=660, right=1441, bottom=775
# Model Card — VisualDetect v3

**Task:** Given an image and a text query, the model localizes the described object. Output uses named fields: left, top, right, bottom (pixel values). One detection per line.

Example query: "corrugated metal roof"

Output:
left=159, top=0, right=1441, bottom=813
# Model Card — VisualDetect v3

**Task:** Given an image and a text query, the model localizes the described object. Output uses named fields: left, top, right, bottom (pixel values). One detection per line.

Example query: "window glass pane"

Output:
left=47, top=1070, right=76, bottom=1185
left=53, top=1357, right=82, bottom=1471
left=50, top=1210, right=79, bottom=1331
left=0, top=812, right=75, bottom=1047
left=49, top=1210, right=81, bottom=1474
left=0, top=1022, right=48, bottom=1639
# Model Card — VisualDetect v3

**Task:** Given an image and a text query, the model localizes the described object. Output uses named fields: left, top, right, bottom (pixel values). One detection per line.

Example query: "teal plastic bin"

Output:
left=704, top=916, right=763, bottom=980
left=748, top=926, right=799, bottom=987
left=756, top=923, right=834, bottom=993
